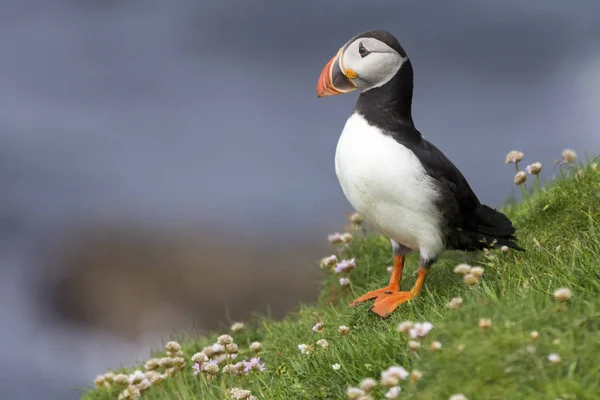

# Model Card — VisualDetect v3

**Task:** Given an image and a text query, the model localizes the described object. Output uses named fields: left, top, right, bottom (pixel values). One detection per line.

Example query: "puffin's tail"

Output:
left=458, top=205, right=525, bottom=251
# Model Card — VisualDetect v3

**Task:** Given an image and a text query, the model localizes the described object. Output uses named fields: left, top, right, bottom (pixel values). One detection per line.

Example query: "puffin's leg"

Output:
left=349, top=241, right=408, bottom=307
left=370, top=259, right=433, bottom=318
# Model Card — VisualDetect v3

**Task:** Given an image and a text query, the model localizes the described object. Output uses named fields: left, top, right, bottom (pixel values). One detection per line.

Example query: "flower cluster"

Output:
left=229, top=387, right=259, bottom=400
left=192, top=333, right=266, bottom=382
left=453, top=263, right=484, bottom=286
left=93, top=340, right=186, bottom=399
left=298, top=321, right=338, bottom=356
left=328, top=232, right=353, bottom=245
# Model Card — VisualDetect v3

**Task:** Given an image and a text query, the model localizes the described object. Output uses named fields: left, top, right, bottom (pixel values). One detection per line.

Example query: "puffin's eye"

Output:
left=358, top=43, right=370, bottom=58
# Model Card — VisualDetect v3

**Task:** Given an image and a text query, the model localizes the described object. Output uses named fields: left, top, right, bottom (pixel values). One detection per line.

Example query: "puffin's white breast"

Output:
left=334, top=113, right=444, bottom=260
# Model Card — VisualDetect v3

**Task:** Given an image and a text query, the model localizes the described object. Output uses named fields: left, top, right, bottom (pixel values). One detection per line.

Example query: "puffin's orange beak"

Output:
left=317, top=49, right=357, bottom=98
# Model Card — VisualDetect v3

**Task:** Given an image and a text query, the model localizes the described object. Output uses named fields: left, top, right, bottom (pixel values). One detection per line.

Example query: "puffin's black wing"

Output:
left=392, top=129, right=522, bottom=251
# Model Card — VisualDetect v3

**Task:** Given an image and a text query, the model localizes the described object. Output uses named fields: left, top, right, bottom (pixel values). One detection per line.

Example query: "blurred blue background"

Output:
left=1, top=1, right=599, bottom=398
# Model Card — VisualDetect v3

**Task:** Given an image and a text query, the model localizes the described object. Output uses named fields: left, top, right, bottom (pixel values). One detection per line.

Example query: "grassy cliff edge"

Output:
left=84, top=160, right=600, bottom=400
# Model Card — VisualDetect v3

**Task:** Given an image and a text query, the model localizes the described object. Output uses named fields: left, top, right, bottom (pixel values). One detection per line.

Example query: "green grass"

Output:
left=83, top=162, right=600, bottom=400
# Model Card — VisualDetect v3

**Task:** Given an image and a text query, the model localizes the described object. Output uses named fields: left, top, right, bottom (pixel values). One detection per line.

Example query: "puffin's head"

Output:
left=316, top=30, right=408, bottom=98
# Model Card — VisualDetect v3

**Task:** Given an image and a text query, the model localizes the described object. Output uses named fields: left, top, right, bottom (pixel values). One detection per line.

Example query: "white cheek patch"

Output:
left=341, top=38, right=407, bottom=93
left=359, top=54, right=407, bottom=92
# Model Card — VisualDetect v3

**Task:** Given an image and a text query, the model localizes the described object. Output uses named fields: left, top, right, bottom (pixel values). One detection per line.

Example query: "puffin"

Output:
left=316, top=30, right=523, bottom=317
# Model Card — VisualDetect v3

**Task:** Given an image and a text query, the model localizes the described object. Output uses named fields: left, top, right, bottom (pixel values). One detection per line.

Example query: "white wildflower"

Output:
left=396, top=320, right=414, bottom=334
left=553, top=288, right=572, bottom=302
left=453, top=263, right=471, bottom=276
left=338, top=325, right=350, bottom=336
left=231, top=322, right=245, bottom=333
left=561, top=149, right=577, bottom=164
left=385, top=386, right=401, bottom=399
left=470, top=266, right=485, bottom=277
left=359, top=378, right=377, bottom=392
left=250, top=342, right=262, bottom=352
left=298, top=343, right=312, bottom=355
left=347, top=387, right=366, bottom=399
left=447, top=297, right=464, bottom=309
left=505, top=150, right=524, bottom=163
left=312, top=322, right=324, bottom=333
left=548, top=353, right=561, bottom=364
left=408, top=322, right=433, bottom=339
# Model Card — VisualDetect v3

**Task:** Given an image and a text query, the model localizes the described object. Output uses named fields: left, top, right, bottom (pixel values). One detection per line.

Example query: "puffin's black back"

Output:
left=351, top=30, right=524, bottom=252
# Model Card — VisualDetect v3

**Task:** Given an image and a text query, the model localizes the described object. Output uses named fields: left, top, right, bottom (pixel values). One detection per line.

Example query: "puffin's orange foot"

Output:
left=349, top=287, right=399, bottom=308
left=370, top=291, right=415, bottom=318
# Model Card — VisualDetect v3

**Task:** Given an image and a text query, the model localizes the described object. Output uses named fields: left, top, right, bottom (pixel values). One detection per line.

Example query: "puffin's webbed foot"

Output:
left=349, top=254, right=405, bottom=307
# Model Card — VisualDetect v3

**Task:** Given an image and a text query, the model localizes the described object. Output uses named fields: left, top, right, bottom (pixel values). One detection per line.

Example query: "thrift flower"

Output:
left=463, top=273, right=479, bottom=286
left=349, top=212, right=364, bottom=226
left=250, top=341, right=262, bottom=352
left=172, top=357, right=185, bottom=367
left=514, top=171, right=527, bottom=185
left=408, top=341, right=421, bottom=351
left=479, top=318, right=492, bottom=331
left=430, top=341, right=442, bottom=350
left=526, top=162, right=542, bottom=175
left=548, top=353, right=561, bottom=364
left=530, top=331, right=539, bottom=340
left=103, top=372, right=115, bottom=383
left=340, top=277, right=351, bottom=287
left=341, top=233, right=353, bottom=243
left=298, top=343, right=312, bottom=355
left=453, top=263, right=471, bottom=276
left=470, top=266, right=484, bottom=277
left=312, top=322, right=324, bottom=333
left=94, top=375, right=105, bottom=388
left=385, top=386, right=401, bottom=399
left=114, top=374, right=129, bottom=385
left=137, top=379, right=151, bottom=392
left=202, top=360, right=220, bottom=379
left=128, top=370, right=145, bottom=385
left=505, top=150, right=524, bottom=164
left=387, top=266, right=394, bottom=275
left=380, top=366, right=408, bottom=387
left=408, top=322, right=433, bottom=339
left=447, top=297, right=464, bottom=309
left=192, top=363, right=201, bottom=375
left=316, top=339, right=329, bottom=349
left=410, top=370, right=423, bottom=382
left=328, top=233, right=344, bottom=244
left=338, top=325, right=350, bottom=336
left=225, top=343, right=239, bottom=353
left=165, top=341, right=181, bottom=353
left=144, top=359, right=159, bottom=371
left=359, top=378, right=377, bottom=392
left=242, top=357, right=266, bottom=373
left=396, top=320, right=414, bottom=334
left=230, top=388, right=253, bottom=400
left=561, top=149, right=577, bottom=164
left=320, top=255, right=338, bottom=269
left=449, top=394, right=468, bottom=400
left=501, top=245, right=509, bottom=253
left=347, top=387, right=366, bottom=399
left=191, top=352, right=208, bottom=364
left=210, top=343, right=225, bottom=354
left=217, top=335, right=234, bottom=345
left=122, top=386, right=141, bottom=400
left=231, top=322, right=245, bottom=333
left=159, top=357, right=174, bottom=368
left=332, top=363, right=341, bottom=370
left=553, top=288, right=572, bottom=302
left=335, top=259, right=356, bottom=273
